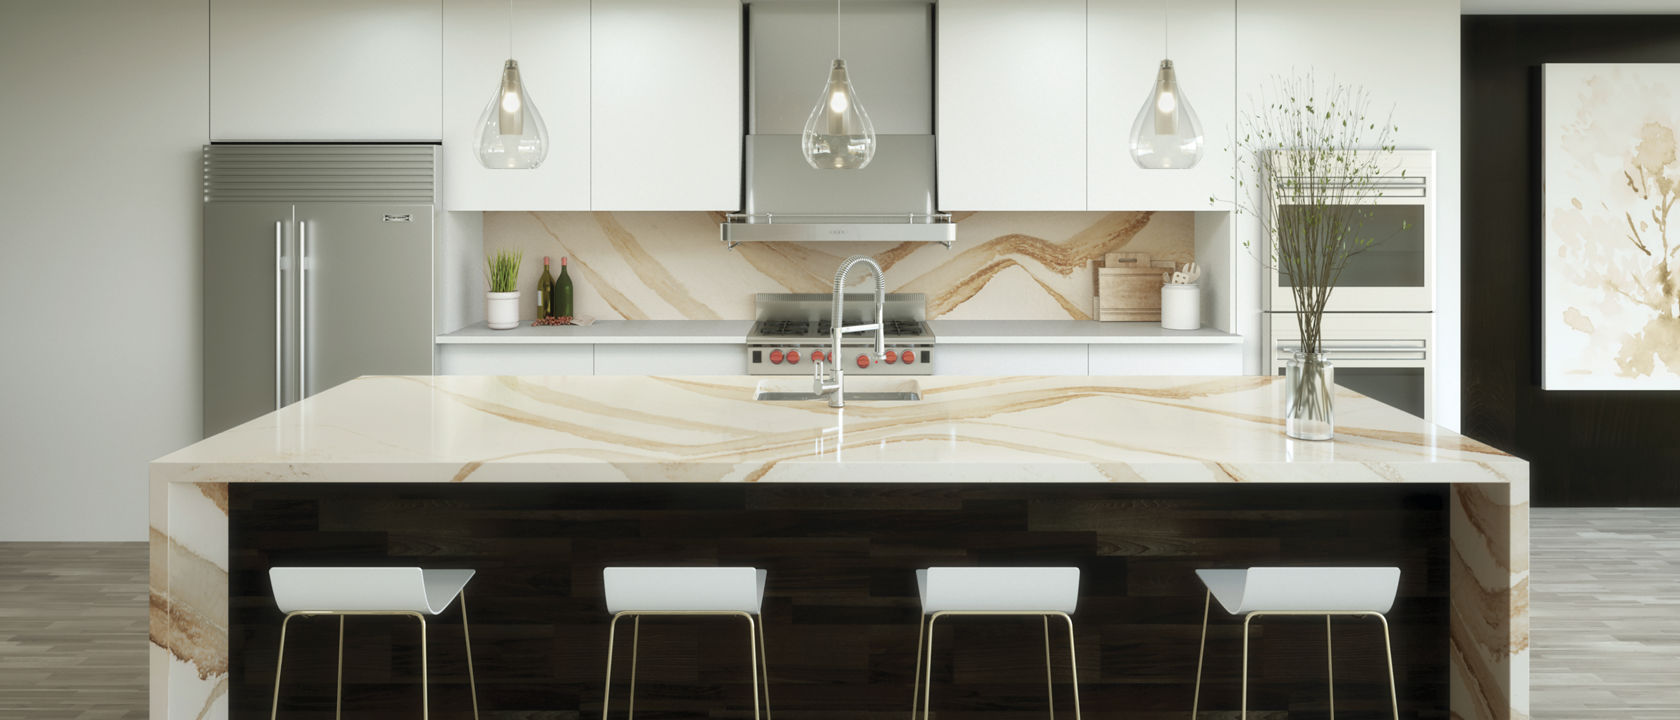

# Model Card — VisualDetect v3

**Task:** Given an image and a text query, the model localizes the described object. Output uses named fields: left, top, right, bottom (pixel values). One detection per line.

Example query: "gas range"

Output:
left=746, top=293, right=935, bottom=375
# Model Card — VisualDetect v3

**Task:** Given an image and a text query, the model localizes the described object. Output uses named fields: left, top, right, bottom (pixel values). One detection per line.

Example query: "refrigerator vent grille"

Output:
left=203, top=145, right=437, bottom=203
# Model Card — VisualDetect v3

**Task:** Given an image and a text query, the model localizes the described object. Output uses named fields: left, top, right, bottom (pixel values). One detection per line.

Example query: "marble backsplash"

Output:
left=482, top=210, right=1194, bottom=321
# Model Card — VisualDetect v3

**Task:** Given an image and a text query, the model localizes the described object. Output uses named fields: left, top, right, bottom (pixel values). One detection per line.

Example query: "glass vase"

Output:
left=1285, top=351, right=1335, bottom=441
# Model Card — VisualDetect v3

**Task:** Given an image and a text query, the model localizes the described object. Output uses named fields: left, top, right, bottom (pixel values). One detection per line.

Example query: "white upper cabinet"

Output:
left=937, top=0, right=1087, bottom=211
left=590, top=0, right=742, bottom=211
left=1087, top=0, right=1235, bottom=211
left=442, top=0, right=591, bottom=211
left=211, top=0, right=442, bottom=141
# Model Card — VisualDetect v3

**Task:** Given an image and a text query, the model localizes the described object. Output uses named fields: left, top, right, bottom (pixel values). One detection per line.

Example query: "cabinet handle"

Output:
left=298, top=221, right=308, bottom=400
left=274, top=221, right=284, bottom=409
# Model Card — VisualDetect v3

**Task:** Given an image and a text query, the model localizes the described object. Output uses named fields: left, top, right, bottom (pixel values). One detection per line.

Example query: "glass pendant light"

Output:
left=476, top=0, right=548, bottom=169
left=801, top=0, right=876, bottom=170
left=1129, top=8, right=1204, bottom=169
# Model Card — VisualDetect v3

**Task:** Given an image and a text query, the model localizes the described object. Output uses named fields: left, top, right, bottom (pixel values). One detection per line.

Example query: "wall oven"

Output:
left=1267, top=150, right=1435, bottom=313
left=1266, top=313, right=1432, bottom=420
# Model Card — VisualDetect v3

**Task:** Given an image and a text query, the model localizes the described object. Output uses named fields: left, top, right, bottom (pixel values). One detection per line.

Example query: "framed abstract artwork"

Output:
left=1543, top=63, right=1680, bottom=390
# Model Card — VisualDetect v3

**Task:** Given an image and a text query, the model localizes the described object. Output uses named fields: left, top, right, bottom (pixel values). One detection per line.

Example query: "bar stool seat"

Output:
left=601, top=567, right=772, bottom=720
left=912, top=567, right=1082, bottom=720
left=267, top=567, right=480, bottom=720
left=1191, top=567, right=1401, bottom=720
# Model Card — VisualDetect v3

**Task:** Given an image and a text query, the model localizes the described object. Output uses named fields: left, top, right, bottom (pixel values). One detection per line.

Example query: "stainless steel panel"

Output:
left=747, top=2, right=933, bottom=135
left=741, top=135, right=938, bottom=216
left=295, top=203, right=434, bottom=397
left=203, top=145, right=437, bottom=203
left=204, top=202, right=293, bottom=436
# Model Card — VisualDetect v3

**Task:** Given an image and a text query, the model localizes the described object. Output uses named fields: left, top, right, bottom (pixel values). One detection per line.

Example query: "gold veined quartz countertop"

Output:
left=153, top=375, right=1521, bottom=485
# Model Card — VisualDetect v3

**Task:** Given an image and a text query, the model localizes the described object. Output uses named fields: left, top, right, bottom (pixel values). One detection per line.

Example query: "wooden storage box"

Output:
left=1093, top=252, right=1176, bottom=322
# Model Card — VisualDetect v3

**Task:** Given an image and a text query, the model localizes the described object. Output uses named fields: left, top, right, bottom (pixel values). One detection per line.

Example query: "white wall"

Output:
left=0, top=0, right=208, bottom=540
left=1235, top=0, right=1463, bottom=429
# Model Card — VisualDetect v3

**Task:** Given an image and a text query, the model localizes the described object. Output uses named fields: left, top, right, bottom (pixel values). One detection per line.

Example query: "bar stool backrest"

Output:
left=918, top=567, right=1080, bottom=614
left=603, top=567, right=767, bottom=614
left=1239, top=567, right=1400, bottom=614
left=270, top=567, right=434, bottom=614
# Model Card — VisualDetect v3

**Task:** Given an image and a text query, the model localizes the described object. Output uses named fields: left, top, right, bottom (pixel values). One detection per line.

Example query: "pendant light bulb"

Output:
left=1130, top=59, right=1204, bottom=169
left=476, top=59, right=549, bottom=169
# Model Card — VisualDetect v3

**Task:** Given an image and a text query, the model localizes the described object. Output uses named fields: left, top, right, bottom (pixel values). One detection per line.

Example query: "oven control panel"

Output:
left=747, top=343, right=934, bottom=375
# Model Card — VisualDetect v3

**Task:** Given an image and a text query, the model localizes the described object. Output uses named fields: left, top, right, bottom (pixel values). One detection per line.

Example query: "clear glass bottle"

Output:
left=476, top=59, right=549, bottom=170
left=1285, top=351, right=1335, bottom=440
left=801, top=59, right=876, bottom=170
left=1129, top=60, right=1205, bottom=169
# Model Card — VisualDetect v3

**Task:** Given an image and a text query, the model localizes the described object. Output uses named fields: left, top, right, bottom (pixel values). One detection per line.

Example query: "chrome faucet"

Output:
left=813, top=255, right=887, bottom=408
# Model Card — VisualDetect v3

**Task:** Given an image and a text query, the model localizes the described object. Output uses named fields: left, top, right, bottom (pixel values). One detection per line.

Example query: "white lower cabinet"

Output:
left=935, top=345, right=1090, bottom=375
left=1087, top=345, right=1243, bottom=375
left=438, top=345, right=594, bottom=375
left=594, top=345, right=746, bottom=375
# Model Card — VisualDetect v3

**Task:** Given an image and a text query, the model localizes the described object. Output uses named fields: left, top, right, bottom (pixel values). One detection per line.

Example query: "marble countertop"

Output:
left=928, top=320, right=1241, bottom=344
left=436, top=320, right=1240, bottom=345
left=436, top=320, right=753, bottom=344
left=153, top=375, right=1521, bottom=485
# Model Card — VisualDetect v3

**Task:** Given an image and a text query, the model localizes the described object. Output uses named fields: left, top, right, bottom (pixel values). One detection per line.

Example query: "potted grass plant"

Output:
left=485, top=249, right=524, bottom=330
left=1223, top=74, right=1401, bottom=440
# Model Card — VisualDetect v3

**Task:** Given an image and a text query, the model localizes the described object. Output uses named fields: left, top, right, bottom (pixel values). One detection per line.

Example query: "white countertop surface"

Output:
left=153, top=375, right=1521, bottom=486
left=928, top=320, right=1241, bottom=344
left=437, top=320, right=753, bottom=344
left=437, top=320, right=1241, bottom=346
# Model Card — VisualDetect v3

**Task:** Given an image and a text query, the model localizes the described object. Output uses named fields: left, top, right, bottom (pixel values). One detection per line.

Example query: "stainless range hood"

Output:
left=721, top=0, right=954, bottom=248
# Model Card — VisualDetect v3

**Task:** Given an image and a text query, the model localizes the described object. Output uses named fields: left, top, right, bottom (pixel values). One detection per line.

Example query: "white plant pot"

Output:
left=486, top=291, right=521, bottom=330
left=1160, top=284, right=1201, bottom=330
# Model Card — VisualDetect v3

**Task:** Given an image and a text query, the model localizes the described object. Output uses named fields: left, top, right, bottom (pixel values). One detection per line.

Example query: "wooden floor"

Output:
left=1, top=508, right=1676, bottom=719
left=0, top=541, right=148, bottom=720
left=1531, top=508, right=1680, bottom=718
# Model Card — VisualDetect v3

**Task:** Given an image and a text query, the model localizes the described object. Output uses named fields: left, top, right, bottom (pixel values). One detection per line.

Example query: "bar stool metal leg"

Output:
left=758, top=616, right=774, bottom=720
left=1191, top=590, right=1210, bottom=719
left=335, top=616, right=345, bottom=720
left=461, top=589, right=481, bottom=720
left=1043, top=616, right=1055, bottom=720
left=602, top=613, right=623, bottom=720
left=271, top=613, right=296, bottom=720
left=910, top=613, right=926, bottom=720
left=1058, top=612, right=1082, bottom=720
left=628, top=617, right=640, bottom=720
left=1326, top=615, right=1335, bottom=720
left=417, top=614, right=430, bottom=720
left=1240, top=614, right=1256, bottom=720
left=1376, top=613, right=1400, bottom=720
left=921, top=614, right=940, bottom=720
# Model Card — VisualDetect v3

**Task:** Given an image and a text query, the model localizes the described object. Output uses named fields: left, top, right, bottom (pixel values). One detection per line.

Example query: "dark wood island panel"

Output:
left=229, top=483, right=1450, bottom=720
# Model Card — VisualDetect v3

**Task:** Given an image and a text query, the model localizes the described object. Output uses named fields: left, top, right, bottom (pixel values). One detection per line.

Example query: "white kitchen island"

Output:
left=149, top=375, right=1527, bottom=720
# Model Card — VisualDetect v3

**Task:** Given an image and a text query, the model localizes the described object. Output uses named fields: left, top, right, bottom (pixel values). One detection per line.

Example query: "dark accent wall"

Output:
left=1462, top=16, right=1680, bottom=507
left=230, top=483, right=1448, bottom=720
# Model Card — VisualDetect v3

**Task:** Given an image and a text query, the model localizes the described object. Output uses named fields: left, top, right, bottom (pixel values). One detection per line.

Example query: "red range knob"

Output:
left=901, top=350, right=916, bottom=364
left=883, top=349, right=897, bottom=364
left=786, top=350, right=801, bottom=364
left=769, top=349, right=784, bottom=365
left=811, top=350, right=825, bottom=363
left=855, top=354, right=870, bottom=369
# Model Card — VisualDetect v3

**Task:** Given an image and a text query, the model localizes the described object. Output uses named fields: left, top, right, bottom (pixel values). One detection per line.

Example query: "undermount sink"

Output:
left=753, top=377, right=922, bottom=402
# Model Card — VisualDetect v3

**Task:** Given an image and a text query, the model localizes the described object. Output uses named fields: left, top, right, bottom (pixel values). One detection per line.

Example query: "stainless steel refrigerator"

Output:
left=202, top=145, right=436, bottom=436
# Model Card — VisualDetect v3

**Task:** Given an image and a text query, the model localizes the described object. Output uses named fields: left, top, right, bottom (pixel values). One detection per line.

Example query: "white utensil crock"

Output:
left=1160, top=284, right=1200, bottom=330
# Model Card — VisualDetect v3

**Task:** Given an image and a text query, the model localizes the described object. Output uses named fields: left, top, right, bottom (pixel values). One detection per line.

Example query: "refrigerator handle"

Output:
left=298, top=220, right=309, bottom=400
left=274, top=221, right=284, bottom=409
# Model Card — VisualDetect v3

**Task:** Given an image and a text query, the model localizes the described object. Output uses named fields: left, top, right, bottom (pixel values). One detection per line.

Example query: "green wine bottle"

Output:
left=557, top=257, right=575, bottom=318
left=537, top=256, right=555, bottom=318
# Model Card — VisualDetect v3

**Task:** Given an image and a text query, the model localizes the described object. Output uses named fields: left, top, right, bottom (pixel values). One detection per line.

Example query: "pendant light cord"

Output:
left=507, top=0, right=513, bottom=58
left=1162, top=3, right=1169, bottom=58
left=836, top=0, right=843, bottom=59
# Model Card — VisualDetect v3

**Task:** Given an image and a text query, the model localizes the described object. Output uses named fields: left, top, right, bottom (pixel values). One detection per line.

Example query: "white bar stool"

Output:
left=1191, top=566, right=1401, bottom=720
left=267, top=567, right=480, bottom=720
left=911, top=567, right=1083, bottom=720
left=601, top=567, right=772, bottom=720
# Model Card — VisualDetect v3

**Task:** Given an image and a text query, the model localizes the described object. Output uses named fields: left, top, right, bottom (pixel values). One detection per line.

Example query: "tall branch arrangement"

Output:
left=1224, top=74, right=1400, bottom=354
